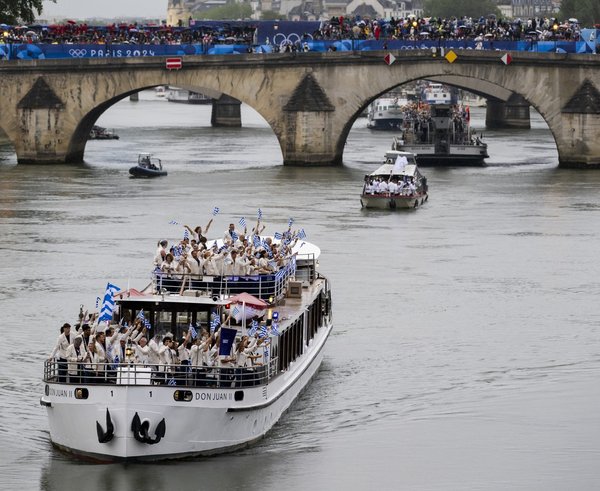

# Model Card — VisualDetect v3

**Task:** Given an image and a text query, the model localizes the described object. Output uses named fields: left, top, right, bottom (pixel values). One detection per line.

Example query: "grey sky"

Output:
left=41, top=0, right=168, bottom=20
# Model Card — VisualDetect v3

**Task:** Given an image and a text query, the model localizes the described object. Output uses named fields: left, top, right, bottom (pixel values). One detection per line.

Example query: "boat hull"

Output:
left=129, top=166, right=167, bottom=178
left=360, top=192, right=428, bottom=209
left=366, top=118, right=404, bottom=130
left=42, top=322, right=332, bottom=462
left=397, top=144, right=488, bottom=166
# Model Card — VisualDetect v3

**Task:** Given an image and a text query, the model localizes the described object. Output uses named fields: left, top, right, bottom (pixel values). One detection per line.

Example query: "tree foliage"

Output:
left=560, top=0, right=600, bottom=26
left=0, top=0, right=53, bottom=24
left=423, top=0, right=500, bottom=20
left=260, top=10, right=280, bottom=21
left=195, top=2, right=252, bottom=21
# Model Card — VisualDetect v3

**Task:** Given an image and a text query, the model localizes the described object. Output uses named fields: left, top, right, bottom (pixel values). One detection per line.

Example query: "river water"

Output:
left=1, top=92, right=599, bottom=491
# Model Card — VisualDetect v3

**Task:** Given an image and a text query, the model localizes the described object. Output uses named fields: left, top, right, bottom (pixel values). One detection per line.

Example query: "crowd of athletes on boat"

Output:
left=48, top=314, right=273, bottom=386
left=397, top=102, right=478, bottom=145
left=155, top=216, right=305, bottom=281
left=363, top=171, right=422, bottom=196
left=47, top=216, right=304, bottom=384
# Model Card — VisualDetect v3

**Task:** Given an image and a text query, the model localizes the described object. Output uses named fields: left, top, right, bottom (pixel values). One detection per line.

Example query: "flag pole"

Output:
left=242, top=301, right=246, bottom=336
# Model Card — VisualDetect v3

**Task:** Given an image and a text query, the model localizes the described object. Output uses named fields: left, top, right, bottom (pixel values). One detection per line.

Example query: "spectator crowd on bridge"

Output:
left=314, top=15, right=585, bottom=42
left=0, top=21, right=256, bottom=46
left=0, top=15, right=593, bottom=47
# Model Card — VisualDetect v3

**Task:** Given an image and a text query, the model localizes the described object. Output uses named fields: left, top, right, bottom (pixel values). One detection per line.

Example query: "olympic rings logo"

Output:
left=69, top=49, right=88, bottom=57
left=273, top=32, right=313, bottom=46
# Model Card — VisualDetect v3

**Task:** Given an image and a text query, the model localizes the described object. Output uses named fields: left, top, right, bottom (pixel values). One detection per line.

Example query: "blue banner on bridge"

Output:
left=0, top=39, right=594, bottom=60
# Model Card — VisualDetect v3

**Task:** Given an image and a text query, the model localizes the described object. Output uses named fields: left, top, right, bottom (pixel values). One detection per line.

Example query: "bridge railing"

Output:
left=0, top=39, right=595, bottom=61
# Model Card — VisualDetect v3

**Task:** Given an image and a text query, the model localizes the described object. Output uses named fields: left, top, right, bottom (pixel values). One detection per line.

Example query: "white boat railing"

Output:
left=152, top=254, right=316, bottom=300
left=43, top=359, right=278, bottom=388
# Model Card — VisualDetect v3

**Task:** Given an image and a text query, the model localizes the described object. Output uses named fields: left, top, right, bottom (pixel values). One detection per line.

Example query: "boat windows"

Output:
left=173, top=390, right=193, bottom=402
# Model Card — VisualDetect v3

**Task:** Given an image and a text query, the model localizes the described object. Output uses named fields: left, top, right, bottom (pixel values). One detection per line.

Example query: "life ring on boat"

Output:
left=96, top=408, right=114, bottom=443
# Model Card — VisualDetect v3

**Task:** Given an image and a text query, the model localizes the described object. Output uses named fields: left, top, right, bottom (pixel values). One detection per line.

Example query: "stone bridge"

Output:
left=1, top=50, right=599, bottom=167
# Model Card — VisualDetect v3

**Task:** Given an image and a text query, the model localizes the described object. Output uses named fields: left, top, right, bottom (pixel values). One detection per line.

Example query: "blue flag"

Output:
left=297, top=229, right=307, bottom=240
left=189, top=323, right=198, bottom=339
left=274, top=232, right=282, bottom=240
left=257, top=208, right=262, bottom=220
left=239, top=217, right=246, bottom=228
left=167, top=377, right=177, bottom=386
left=213, top=206, right=220, bottom=216
left=219, top=327, right=238, bottom=356
left=183, top=228, right=189, bottom=240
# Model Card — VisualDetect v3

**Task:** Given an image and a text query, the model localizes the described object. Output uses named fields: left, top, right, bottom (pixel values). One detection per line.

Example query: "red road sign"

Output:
left=166, top=57, right=182, bottom=70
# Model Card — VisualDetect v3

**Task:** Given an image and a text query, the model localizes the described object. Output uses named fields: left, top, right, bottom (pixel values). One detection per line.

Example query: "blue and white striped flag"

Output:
left=259, top=324, right=268, bottom=338
left=263, top=342, right=270, bottom=360
left=95, top=296, right=101, bottom=308
left=99, top=282, right=121, bottom=322
left=288, top=218, right=294, bottom=228
left=167, top=377, right=177, bottom=386
left=210, top=314, right=220, bottom=334
left=212, top=206, right=220, bottom=216
left=189, top=323, right=198, bottom=339
left=173, top=244, right=183, bottom=259
left=144, top=318, right=151, bottom=330
left=112, top=354, right=120, bottom=369
left=232, top=306, right=240, bottom=317
left=183, top=228, right=189, bottom=240
left=253, top=235, right=261, bottom=248
left=274, top=232, right=282, bottom=240
left=257, top=208, right=262, bottom=220
left=271, top=322, right=280, bottom=336
left=248, top=319, right=259, bottom=336
left=137, top=311, right=145, bottom=320
left=297, top=228, right=307, bottom=240
left=218, top=245, right=228, bottom=253
left=239, top=217, right=246, bottom=228
left=168, top=220, right=179, bottom=225
left=231, top=231, right=239, bottom=242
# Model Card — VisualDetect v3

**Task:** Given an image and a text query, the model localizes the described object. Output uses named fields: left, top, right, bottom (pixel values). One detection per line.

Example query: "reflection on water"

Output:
left=1, top=92, right=600, bottom=491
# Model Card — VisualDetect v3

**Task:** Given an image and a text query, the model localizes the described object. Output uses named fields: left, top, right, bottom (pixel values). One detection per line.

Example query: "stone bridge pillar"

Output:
left=276, top=73, right=343, bottom=166
left=211, top=94, right=241, bottom=127
left=486, top=93, right=531, bottom=129
left=554, top=80, right=600, bottom=168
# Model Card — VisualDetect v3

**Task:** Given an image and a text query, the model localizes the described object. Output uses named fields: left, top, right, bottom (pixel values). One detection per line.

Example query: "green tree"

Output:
left=0, top=0, right=54, bottom=24
left=560, top=0, right=600, bottom=26
left=260, top=10, right=280, bottom=21
left=195, top=2, right=252, bottom=21
left=423, top=0, right=500, bottom=19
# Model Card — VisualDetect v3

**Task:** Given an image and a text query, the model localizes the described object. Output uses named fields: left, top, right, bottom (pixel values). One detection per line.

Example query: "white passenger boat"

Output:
left=167, top=87, right=212, bottom=104
left=392, top=103, right=489, bottom=166
left=367, top=94, right=409, bottom=130
left=154, top=86, right=167, bottom=98
left=360, top=150, right=429, bottom=209
left=41, top=239, right=332, bottom=461
left=420, top=82, right=455, bottom=105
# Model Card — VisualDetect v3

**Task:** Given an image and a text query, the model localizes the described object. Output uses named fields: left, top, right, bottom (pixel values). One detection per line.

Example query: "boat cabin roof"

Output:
left=369, top=162, right=419, bottom=178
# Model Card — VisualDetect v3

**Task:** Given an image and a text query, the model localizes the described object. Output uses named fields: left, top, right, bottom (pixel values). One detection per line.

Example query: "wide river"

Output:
left=0, top=92, right=599, bottom=491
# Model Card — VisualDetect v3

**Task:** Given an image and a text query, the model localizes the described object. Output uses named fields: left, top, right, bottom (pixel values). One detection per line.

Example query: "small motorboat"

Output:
left=129, top=154, right=167, bottom=178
